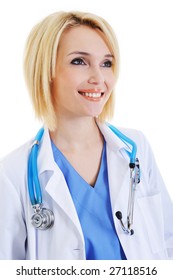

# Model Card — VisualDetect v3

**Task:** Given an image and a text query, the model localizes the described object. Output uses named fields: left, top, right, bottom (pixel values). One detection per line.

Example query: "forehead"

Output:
left=58, top=25, right=111, bottom=55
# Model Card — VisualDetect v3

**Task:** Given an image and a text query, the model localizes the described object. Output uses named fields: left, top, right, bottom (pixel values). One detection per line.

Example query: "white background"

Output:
left=0, top=0, right=172, bottom=199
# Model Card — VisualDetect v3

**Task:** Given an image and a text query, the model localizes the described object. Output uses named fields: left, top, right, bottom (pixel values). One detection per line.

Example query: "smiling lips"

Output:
left=78, top=89, right=104, bottom=101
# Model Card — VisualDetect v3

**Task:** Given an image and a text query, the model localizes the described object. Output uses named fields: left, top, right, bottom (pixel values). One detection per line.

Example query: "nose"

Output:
left=88, top=66, right=105, bottom=85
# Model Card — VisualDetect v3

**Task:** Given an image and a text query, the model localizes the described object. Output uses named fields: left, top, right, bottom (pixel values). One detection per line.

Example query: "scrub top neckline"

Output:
left=51, top=139, right=106, bottom=189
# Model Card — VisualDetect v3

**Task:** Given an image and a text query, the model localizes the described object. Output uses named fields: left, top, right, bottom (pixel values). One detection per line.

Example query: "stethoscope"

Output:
left=28, top=128, right=54, bottom=230
left=28, top=124, right=140, bottom=234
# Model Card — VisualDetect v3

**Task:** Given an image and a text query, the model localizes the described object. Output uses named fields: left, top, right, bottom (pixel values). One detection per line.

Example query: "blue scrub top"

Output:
left=51, top=140, right=126, bottom=260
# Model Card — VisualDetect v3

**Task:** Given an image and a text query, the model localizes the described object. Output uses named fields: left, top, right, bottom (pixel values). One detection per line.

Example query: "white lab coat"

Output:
left=0, top=121, right=173, bottom=260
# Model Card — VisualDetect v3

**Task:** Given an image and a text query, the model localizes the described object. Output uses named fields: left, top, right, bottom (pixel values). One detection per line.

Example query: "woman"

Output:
left=0, top=11, right=173, bottom=260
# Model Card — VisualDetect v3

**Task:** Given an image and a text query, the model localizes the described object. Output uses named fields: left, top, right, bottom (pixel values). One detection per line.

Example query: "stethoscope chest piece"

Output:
left=31, top=205, right=54, bottom=230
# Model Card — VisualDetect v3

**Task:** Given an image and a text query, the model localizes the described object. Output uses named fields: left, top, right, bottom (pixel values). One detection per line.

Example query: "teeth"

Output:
left=81, top=92, right=102, bottom=98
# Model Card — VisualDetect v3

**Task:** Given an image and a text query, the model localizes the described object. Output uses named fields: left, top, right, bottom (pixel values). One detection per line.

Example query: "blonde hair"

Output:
left=24, top=11, right=120, bottom=131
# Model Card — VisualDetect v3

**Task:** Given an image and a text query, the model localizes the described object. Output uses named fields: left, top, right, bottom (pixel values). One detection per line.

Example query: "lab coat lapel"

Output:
left=37, top=127, right=84, bottom=240
left=106, top=145, right=130, bottom=216
left=45, top=171, right=84, bottom=237
left=106, top=143, right=139, bottom=260
left=97, top=120, right=130, bottom=213
left=102, top=125, right=150, bottom=259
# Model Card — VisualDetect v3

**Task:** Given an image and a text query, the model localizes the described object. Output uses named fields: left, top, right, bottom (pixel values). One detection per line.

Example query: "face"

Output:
left=52, top=25, right=116, bottom=119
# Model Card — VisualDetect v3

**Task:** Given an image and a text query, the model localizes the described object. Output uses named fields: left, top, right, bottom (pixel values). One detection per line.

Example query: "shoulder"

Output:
left=118, top=127, right=153, bottom=161
left=118, top=127, right=148, bottom=148
left=0, top=139, right=33, bottom=183
left=104, top=121, right=150, bottom=150
left=106, top=123, right=154, bottom=165
left=98, top=121, right=151, bottom=156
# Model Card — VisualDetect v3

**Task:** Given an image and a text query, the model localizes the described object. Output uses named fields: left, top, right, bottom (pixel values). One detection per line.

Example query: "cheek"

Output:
left=53, top=71, right=73, bottom=95
left=59, top=68, right=83, bottom=91
left=106, top=72, right=116, bottom=91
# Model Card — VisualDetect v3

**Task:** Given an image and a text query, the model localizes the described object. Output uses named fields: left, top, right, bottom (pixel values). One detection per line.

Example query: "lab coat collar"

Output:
left=37, top=121, right=130, bottom=208
left=38, top=120, right=128, bottom=175
left=37, top=127, right=56, bottom=175
left=96, top=119, right=129, bottom=153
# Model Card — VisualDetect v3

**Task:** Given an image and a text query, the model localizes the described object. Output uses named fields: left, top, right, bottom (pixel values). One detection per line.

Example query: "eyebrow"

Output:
left=67, top=51, right=114, bottom=58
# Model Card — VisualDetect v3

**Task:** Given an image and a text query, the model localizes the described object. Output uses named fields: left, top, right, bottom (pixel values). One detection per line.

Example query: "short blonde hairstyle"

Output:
left=24, top=11, right=120, bottom=131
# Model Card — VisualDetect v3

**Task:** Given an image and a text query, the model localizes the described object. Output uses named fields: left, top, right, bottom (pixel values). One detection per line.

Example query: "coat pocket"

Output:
left=136, top=193, right=165, bottom=254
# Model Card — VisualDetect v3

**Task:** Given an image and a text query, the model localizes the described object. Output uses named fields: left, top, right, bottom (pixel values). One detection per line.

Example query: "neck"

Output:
left=49, top=116, right=103, bottom=151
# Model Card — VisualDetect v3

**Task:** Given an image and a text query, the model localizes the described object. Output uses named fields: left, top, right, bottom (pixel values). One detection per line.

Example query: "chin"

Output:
left=84, top=104, right=105, bottom=117
left=85, top=110, right=103, bottom=118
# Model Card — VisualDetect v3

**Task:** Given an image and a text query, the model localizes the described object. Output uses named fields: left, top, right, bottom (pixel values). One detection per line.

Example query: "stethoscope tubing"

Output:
left=28, top=128, right=44, bottom=205
left=108, top=124, right=137, bottom=165
left=28, top=124, right=140, bottom=233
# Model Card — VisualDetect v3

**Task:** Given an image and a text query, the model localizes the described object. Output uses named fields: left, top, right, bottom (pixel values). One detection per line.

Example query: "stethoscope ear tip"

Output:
left=115, top=211, right=122, bottom=220
left=115, top=211, right=134, bottom=236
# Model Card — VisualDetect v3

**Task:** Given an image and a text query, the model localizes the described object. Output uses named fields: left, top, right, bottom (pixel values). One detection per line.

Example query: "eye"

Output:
left=71, top=58, right=86, bottom=65
left=101, top=60, right=113, bottom=68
